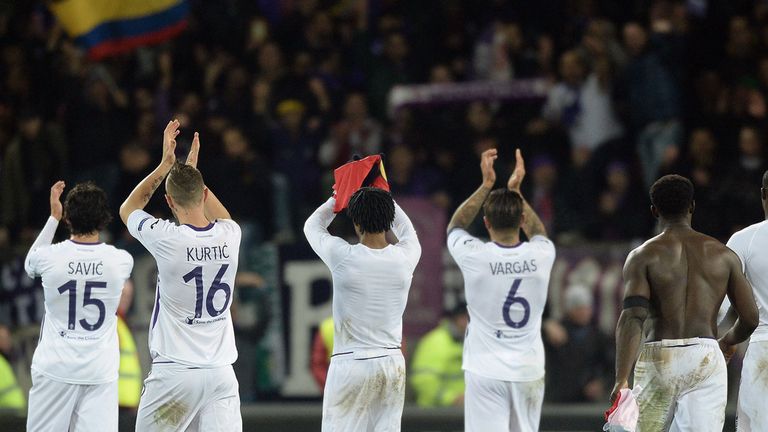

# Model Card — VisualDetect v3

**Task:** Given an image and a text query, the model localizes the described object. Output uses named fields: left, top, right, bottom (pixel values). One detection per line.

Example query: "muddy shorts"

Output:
left=134, top=363, right=241, bottom=432
left=464, top=371, right=544, bottom=432
left=634, top=337, right=727, bottom=432
left=27, top=369, right=117, bottom=432
left=737, top=340, right=768, bottom=431
left=322, top=349, right=405, bottom=432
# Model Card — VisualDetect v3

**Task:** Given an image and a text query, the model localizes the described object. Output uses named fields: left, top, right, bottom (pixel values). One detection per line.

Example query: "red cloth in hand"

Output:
left=332, top=155, right=389, bottom=213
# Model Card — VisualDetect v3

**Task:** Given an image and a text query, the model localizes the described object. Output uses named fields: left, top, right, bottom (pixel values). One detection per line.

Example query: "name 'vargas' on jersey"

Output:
left=447, top=228, right=556, bottom=382
left=127, top=209, right=241, bottom=367
left=488, top=259, right=539, bottom=275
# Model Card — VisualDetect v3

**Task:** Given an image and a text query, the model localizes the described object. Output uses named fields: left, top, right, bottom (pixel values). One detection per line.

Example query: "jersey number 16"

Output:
left=183, top=264, right=231, bottom=321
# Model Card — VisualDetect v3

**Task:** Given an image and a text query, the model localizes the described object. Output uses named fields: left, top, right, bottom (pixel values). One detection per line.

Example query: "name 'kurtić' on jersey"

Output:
left=127, top=209, right=241, bottom=367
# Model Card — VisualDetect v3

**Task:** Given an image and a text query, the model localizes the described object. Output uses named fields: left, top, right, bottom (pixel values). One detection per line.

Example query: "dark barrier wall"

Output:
left=0, top=405, right=738, bottom=432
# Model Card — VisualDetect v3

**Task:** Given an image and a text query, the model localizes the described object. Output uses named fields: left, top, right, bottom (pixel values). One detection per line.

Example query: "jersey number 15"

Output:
left=57, top=280, right=106, bottom=331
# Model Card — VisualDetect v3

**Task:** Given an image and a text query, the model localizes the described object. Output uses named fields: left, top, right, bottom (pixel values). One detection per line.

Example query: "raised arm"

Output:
left=507, top=149, right=547, bottom=238
left=718, top=251, right=758, bottom=359
left=391, top=201, right=421, bottom=264
left=25, top=181, right=65, bottom=276
left=185, top=131, right=231, bottom=220
left=391, top=202, right=415, bottom=240
left=446, top=149, right=496, bottom=233
left=611, top=248, right=651, bottom=403
left=119, top=120, right=178, bottom=224
left=303, top=197, right=348, bottom=267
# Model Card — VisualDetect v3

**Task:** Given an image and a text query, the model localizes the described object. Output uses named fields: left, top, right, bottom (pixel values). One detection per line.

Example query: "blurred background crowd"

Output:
left=8, top=0, right=768, bottom=247
left=0, top=0, right=766, bottom=414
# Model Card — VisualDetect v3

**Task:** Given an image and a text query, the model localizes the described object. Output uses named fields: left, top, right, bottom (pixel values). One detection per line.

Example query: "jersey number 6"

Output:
left=183, top=264, right=231, bottom=320
left=502, top=278, right=530, bottom=328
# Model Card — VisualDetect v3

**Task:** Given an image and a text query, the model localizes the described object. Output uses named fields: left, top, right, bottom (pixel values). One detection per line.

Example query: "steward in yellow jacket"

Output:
left=117, top=315, right=141, bottom=409
left=410, top=304, right=468, bottom=407
left=0, top=353, right=24, bottom=412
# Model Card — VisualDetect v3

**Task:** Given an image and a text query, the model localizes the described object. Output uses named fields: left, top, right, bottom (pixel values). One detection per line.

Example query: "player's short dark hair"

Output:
left=649, top=174, right=694, bottom=218
left=63, top=182, right=112, bottom=235
left=347, top=187, right=395, bottom=234
left=166, top=162, right=205, bottom=208
left=446, top=302, right=468, bottom=318
left=762, top=170, right=768, bottom=189
left=483, top=189, right=523, bottom=231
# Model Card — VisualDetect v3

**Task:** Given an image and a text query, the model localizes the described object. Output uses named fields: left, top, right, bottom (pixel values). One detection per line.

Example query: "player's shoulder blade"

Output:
left=527, top=235, right=555, bottom=255
left=108, top=244, right=134, bottom=263
left=215, top=218, right=242, bottom=234
left=734, top=220, right=768, bottom=240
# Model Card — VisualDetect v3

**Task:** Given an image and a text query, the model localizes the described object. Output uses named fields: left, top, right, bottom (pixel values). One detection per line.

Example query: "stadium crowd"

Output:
left=3, top=0, right=768, bottom=247
left=0, top=0, right=766, bottom=407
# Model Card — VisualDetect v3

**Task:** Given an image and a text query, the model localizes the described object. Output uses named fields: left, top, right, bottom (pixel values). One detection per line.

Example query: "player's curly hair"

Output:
left=650, top=174, right=694, bottom=218
left=483, top=189, right=523, bottom=230
left=347, top=187, right=395, bottom=234
left=63, top=182, right=112, bottom=235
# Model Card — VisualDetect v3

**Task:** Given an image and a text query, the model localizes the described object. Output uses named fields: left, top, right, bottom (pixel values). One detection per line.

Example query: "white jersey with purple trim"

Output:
left=723, top=221, right=768, bottom=342
left=24, top=217, right=133, bottom=384
left=127, top=209, right=241, bottom=367
left=447, top=228, right=555, bottom=381
left=303, top=197, right=421, bottom=354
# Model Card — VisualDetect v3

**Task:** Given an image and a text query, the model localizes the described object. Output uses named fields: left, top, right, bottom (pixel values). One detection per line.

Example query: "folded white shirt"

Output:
left=603, top=387, right=641, bottom=432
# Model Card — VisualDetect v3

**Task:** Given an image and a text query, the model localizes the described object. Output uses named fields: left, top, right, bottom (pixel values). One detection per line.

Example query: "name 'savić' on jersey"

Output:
left=447, top=228, right=556, bottom=382
left=25, top=219, right=134, bottom=384
left=127, top=209, right=241, bottom=368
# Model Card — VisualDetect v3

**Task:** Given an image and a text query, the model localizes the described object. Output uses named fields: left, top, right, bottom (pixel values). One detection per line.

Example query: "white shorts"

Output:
left=737, top=340, right=768, bottom=431
left=322, top=350, right=406, bottom=432
left=26, top=369, right=117, bottom=432
left=464, top=370, right=544, bottom=432
left=135, top=363, right=242, bottom=432
left=634, top=338, right=727, bottom=432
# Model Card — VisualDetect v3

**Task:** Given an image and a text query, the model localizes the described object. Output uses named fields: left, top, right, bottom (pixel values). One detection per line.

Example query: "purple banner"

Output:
left=388, top=78, right=550, bottom=117
left=397, top=197, right=447, bottom=339
left=547, top=243, right=632, bottom=334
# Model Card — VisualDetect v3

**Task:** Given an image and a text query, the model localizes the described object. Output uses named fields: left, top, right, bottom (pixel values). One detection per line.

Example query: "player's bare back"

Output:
left=632, top=226, right=736, bottom=341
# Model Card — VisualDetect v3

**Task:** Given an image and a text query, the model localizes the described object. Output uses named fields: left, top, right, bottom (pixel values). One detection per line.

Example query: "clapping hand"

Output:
left=186, top=131, right=200, bottom=169
left=480, top=149, right=498, bottom=189
left=162, top=119, right=180, bottom=167
left=507, top=149, right=526, bottom=193
left=50, top=181, right=65, bottom=221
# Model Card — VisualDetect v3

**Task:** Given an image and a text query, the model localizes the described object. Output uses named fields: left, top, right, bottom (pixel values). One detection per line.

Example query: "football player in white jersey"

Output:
left=25, top=180, right=134, bottom=432
left=119, top=120, right=242, bottom=431
left=447, top=148, right=555, bottom=432
left=304, top=185, right=421, bottom=432
left=721, top=170, right=768, bottom=431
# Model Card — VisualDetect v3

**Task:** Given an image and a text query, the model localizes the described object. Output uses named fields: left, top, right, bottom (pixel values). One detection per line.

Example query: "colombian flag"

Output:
left=49, top=0, right=189, bottom=60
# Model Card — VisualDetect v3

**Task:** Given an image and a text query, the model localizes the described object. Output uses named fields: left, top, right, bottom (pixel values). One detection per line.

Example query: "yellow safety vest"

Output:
left=410, top=321, right=465, bottom=407
left=0, top=354, right=25, bottom=411
left=320, top=317, right=334, bottom=360
left=117, top=316, right=142, bottom=408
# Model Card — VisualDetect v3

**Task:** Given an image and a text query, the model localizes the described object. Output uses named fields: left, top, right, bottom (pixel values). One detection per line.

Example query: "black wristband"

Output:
left=623, top=296, right=650, bottom=309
